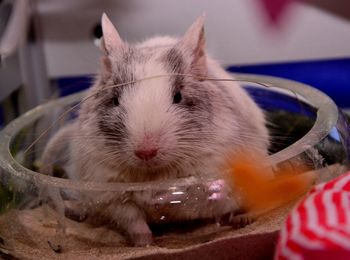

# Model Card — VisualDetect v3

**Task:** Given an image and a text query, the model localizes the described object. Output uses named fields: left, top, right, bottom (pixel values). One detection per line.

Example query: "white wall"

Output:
left=36, top=0, right=350, bottom=77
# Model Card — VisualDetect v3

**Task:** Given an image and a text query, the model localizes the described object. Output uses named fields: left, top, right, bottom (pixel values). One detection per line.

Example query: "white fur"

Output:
left=41, top=15, right=269, bottom=246
left=137, top=36, right=178, bottom=48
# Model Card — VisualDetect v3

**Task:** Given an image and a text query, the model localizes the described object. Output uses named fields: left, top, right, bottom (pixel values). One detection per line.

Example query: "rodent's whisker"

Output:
left=93, top=153, right=121, bottom=169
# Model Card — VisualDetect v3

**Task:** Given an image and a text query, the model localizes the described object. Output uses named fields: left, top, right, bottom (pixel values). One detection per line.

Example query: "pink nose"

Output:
left=134, top=149, right=158, bottom=161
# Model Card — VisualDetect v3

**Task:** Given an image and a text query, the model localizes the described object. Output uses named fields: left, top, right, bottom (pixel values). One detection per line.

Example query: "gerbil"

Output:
left=40, top=14, right=269, bottom=246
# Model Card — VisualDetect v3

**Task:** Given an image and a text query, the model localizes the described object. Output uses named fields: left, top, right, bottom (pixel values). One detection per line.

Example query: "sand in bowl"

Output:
left=0, top=165, right=345, bottom=260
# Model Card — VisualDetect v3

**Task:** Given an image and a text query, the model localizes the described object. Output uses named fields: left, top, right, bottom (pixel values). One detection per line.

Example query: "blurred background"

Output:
left=0, top=0, right=349, bottom=126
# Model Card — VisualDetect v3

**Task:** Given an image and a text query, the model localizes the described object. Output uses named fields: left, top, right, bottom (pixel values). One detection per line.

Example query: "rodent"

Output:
left=40, top=13, right=269, bottom=246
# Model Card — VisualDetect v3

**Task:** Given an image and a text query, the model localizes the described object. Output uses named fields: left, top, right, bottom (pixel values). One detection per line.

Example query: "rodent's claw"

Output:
left=229, top=213, right=255, bottom=229
left=64, top=201, right=88, bottom=222
left=64, top=206, right=88, bottom=222
left=218, top=210, right=255, bottom=229
left=132, top=231, right=153, bottom=247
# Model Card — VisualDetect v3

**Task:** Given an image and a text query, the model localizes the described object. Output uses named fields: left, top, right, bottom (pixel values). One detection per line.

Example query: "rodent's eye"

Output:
left=173, top=91, right=182, bottom=104
left=112, top=96, right=120, bottom=106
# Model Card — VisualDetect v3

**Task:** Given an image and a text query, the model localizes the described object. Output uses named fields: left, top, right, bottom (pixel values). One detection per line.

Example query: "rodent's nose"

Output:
left=134, top=149, right=158, bottom=161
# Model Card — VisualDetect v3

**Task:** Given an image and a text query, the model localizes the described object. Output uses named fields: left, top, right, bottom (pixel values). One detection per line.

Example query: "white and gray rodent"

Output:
left=40, top=14, right=269, bottom=246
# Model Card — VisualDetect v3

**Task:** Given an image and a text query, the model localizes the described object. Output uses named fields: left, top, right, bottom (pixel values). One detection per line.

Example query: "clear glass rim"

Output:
left=0, top=74, right=339, bottom=191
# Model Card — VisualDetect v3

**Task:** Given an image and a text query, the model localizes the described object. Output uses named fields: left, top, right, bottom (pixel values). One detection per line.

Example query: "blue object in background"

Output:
left=55, top=76, right=94, bottom=97
left=228, top=58, right=350, bottom=108
left=245, top=87, right=316, bottom=117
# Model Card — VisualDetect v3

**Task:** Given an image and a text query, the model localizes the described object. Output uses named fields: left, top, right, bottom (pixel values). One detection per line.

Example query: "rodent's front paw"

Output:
left=131, top=231, right=153, bottom=246
left=218, top=210, right=255, bottom=229
left=228, top=213, right=255, bottom=229
left=128, top=220, right=153, bottom=246
left=64, top=201, right=88, bottom=222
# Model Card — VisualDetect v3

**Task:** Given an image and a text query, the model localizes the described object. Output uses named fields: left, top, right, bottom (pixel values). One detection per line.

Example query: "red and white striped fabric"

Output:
left=275, top=172, right=350, bottom=260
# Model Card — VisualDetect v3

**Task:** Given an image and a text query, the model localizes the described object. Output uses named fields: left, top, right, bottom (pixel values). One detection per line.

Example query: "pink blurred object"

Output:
left=257, top=0, right=296, bottom=26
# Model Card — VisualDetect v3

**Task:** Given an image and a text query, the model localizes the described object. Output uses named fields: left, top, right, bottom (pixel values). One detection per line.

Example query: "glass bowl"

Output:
left=0, top=74, right=349, bottom=258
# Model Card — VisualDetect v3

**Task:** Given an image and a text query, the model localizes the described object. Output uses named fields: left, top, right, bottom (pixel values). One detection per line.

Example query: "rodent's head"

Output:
left=79, top=14, right=222, bottom=179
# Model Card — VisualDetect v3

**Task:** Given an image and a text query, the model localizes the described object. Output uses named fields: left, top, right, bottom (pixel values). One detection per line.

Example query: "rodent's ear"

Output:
left=101, top=13, right=124, bottom=54
left=100, top=56, right=112, bottom=80
left=180, top=14, right=207, bottom=77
